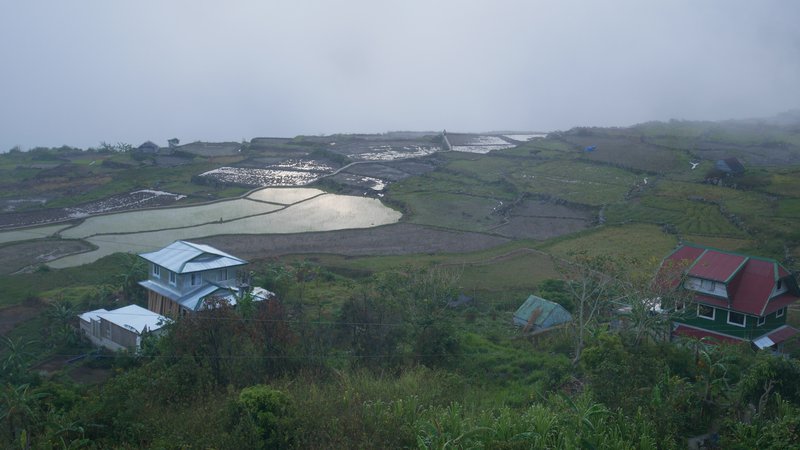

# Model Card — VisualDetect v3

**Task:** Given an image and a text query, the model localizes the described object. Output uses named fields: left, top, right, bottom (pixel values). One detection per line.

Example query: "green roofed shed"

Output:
left=513, top=295, right=572, bottom=331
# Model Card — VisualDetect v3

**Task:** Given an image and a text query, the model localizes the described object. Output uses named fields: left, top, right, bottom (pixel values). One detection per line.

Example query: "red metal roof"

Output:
left=763, top=293, right=797, bottom=315
left=766, top=325, right=799, bottom=344
left=659, top=244, right=799, bottom=316
left=730, top=259, right=777, bottom=315
left=666, top=245, right=705, bottom=267
left=657, top=245, right=705, bottom=289
left=672, top=325, right=744, bottom=344
left=693, top=294, right=728, bottom=309
left=688, top=250, right=746, bottom=282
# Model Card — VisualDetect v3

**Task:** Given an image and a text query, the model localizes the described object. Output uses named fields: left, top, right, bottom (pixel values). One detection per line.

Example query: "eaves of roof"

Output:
left=138, top=280, right=180, bottom=301
left=672, top=324, right=745, bottom=344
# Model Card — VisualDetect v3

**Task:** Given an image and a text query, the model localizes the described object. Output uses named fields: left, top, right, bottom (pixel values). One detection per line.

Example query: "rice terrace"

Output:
left=4, top=114, right=800, bottom=448
left=4, top=118, right=800, bottom=286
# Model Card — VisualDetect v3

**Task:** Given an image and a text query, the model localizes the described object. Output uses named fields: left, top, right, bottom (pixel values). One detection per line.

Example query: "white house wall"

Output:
left=684, top=277, right=728, bottom=298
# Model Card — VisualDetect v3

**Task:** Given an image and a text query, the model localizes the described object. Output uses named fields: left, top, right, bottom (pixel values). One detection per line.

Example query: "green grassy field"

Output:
left=390, top=192, right=505, bottom=231
left=561, top=135, right=687, bottom=173
left=508, top=160, right=639, bottom=206
left=538, top=223, right=678, bottom=271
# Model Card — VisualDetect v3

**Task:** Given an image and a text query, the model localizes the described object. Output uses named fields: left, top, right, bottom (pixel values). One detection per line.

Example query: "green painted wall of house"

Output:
left=674, top=303, right=787, bottom=340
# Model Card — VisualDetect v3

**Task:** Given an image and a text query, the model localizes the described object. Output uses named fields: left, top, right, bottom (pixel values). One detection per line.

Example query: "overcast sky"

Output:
left=1, top=0, right=798, bottom=150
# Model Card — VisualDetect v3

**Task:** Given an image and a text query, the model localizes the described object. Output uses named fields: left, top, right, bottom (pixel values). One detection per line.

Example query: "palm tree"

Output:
left=111, top=253, right=147, bottom=304
left=46, top=299, right=80, bottom=349
left=1, top=337, right=36, bottom=384
left=0, top=383, right=48, bottom=442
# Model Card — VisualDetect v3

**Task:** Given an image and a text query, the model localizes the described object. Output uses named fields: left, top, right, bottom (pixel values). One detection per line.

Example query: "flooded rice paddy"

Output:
left=24, top=187, right=402, bottom=268
left=0, top=224, right=69, bottom=245
left=347, top=145, right=439, bottom=161
left=451, top=136, right=517, bottom=154
left=59, top=199, right=284, bottom=239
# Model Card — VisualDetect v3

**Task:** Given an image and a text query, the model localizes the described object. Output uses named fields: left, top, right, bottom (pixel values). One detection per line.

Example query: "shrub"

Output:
left=232, top=385, right=299, bottom=449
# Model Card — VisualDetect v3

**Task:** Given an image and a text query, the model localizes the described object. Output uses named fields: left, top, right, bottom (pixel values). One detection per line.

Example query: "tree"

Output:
left=166, top=297, right=244, bottom=386
left=622, top=256, right=693, bottom=346
left=110, top=253, right=147, bottom=304
left=404, top=267, right=462, bottom=367
left=337, top=282, right=405, bottom=368
left=46, top=299, right=79, bottom=349
left=231, top=385, right=298, bottom=449
left=1, top=337, right=36, bottom=384
left=0, top=383, right=48, bottom=443
left=555, top=252, right=624, bottom=365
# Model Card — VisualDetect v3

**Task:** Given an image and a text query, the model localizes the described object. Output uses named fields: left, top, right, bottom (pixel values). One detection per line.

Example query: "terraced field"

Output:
left=3, top=118, right=800, bottom=276
left=509, top=160, right=640, bottom=206
left=539, top=223, right=678, bottom=270
left=560, top=135, right=688, bottom=173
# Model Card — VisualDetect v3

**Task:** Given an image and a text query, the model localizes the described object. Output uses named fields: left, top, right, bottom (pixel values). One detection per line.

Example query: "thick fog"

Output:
left=1, top=0, right=798, bottom=150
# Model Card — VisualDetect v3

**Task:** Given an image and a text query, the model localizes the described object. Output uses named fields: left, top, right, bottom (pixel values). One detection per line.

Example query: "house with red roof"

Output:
left=660, top=243, right=799, bottom=351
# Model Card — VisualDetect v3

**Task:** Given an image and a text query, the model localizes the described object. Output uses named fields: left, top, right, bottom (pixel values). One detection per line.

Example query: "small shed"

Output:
left=714, top=157, right=744, bottom=174
left=136, top=141, right=160, bottom=154
left=513, top=295, right=572, bottom=331
left=78, top=304, right=170, bottom=352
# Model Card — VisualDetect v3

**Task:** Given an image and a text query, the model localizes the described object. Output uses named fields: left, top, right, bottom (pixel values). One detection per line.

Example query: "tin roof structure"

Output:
left=752, top=325, right=800, bottom=349
left=139, top=240, right=247, bottom=274
left=513, top=295, right=572, bottom=329
left=79, top=305, right=170, bottom=334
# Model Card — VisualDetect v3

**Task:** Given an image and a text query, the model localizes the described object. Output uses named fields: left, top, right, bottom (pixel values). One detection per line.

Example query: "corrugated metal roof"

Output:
left=222, top=286, right=275, bottom=306
left=763, top=293, right=797, bottom=315
left=732, top=258, right=776, bottom=315
left=78, top=308, right=108, bottom=323
left=766, top=325, right=799, bottom=344
left=513, top=295, right=572, bottom=328
left=138, top=279, right=181, bottom=301
left=95, top=305, right=170, bottom=334
left=139, top=240, right=247, bottom=273
left=688, top=250, right=747, bottom=282
left=177, top=285, right=228, bottom=311
left=753, top=325, right=799, bottom=349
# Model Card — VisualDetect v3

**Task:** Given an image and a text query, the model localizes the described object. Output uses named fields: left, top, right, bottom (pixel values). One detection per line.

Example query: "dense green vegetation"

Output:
left=3, top=116, right=800, bottom=447
left=3, top=259, right=800, bottom=448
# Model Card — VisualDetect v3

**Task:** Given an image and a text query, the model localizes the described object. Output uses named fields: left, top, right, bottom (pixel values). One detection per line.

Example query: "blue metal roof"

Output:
left=139, top=240, right=247, bottom=273
left=177, top=284, right=228, bottom=311
left=138, top=279, right=181, bottom=301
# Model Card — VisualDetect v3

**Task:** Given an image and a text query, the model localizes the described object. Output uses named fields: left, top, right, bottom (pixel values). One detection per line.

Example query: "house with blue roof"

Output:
left=138, top=240, right=272, bottom=317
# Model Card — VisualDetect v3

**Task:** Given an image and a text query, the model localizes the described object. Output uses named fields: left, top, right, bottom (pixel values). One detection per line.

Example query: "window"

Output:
left=777, top=280, right=783, bottom=290
left=727, top=311, right=746, bottom=327
left=700, top=279, right=715, bottom=291
left=697, top=304, right=715, bottom=320
left=757, top=316, right=766, bottom=326
left=190, top=273, right=202, bottom=286
left=776, top=307, right=785, bottom=318
left=152, top=264, right=160, bottom=277
left=169, top=271, right=177, bottom=285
